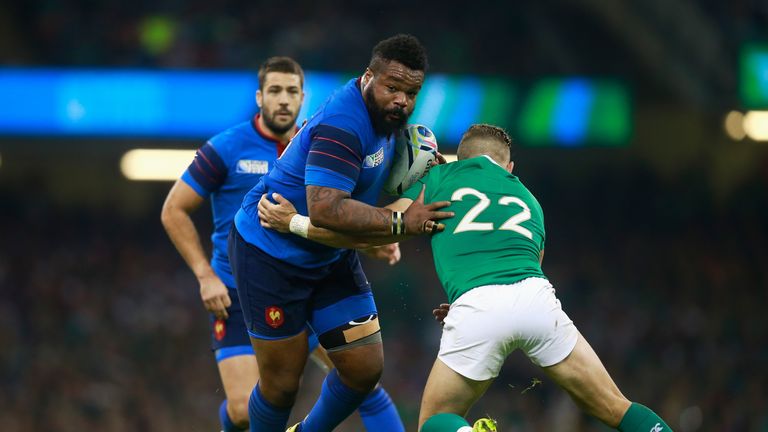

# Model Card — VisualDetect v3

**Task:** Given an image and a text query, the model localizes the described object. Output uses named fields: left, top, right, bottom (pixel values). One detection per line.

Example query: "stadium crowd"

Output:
left=1, top=161, right=766, bottom=431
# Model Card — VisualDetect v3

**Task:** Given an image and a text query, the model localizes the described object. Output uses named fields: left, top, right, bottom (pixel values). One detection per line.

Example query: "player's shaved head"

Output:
left=369, top=34, right=428, bottom=73
left=457, top=124, right=513, bottom=165
left=258, top=56, right=304, bottom=89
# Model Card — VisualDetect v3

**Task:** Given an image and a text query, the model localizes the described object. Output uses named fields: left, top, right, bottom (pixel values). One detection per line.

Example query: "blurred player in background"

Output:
left=229, top=34, right=452, bottom=432
left=396, top=124, right=673, bottom=432
left=160, top=56, right=403, bottom=432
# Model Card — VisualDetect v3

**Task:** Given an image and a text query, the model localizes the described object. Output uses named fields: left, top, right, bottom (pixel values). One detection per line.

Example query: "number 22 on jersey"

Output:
left=451, top=187, right=533, bottom=239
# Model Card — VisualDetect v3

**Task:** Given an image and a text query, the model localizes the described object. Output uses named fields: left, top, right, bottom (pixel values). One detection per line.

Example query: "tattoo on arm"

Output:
left=307, top=186, right=392, bottom=235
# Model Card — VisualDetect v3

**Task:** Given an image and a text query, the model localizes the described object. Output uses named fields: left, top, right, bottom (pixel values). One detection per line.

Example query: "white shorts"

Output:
left=438, top=277, right=579, bottom=381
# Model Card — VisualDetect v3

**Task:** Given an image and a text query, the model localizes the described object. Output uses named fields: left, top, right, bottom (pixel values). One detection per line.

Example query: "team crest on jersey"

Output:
left=236, top=159, right=269, bottom=174
left=214, top=318, right=226, bottom=341
left=265, top=306, right=285, bottom=328
left=362, top=147, right=384, bottom=168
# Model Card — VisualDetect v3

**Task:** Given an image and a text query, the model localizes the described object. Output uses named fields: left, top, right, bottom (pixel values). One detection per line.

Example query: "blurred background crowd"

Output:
left=1, top=0, right=767, bottom=431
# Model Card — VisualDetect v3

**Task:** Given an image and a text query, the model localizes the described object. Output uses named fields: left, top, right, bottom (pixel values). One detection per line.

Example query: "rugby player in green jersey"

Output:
left=400, top=124, right=672, bottom=432
left=256, top=123, right=672, bottom=432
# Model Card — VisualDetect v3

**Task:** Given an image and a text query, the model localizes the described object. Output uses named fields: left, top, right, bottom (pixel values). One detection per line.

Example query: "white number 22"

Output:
left=451, top=188, right=533, bottom=239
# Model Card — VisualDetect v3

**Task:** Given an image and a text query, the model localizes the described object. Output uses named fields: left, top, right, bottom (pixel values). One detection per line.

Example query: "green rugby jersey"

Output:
left=402, top=155, right=546, bottom=303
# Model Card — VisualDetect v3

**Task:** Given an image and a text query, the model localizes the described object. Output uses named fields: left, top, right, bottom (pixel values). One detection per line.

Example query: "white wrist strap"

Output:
left=289, top=214, right=310, bottom=238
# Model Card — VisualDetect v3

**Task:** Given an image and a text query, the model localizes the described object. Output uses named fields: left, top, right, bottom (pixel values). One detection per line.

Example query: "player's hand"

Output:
left=432, top=303, right=450, bottom=325
left=258, top=193, right=296, bottom=233
left=403, top=185, right=453, bottom=235
left=424, top=152, right=447, bottom=176
left=360, top=243, right=401, bottom=265
left=199, top=273, right=231, bottom=320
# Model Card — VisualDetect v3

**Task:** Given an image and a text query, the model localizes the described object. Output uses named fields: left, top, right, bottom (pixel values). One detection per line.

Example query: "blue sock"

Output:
left=358, top=386, right=405, bottom=432
left=219, top=400, right=246, bottom=431
left=301, top=369, right=367, bottom=431
left=248, top=384, right=291, bottom=432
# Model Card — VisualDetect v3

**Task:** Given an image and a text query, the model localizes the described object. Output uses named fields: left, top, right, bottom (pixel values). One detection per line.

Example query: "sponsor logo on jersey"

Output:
left=363, top=147, right=384, bottom=169
left=214, top=318, right=226, bottom=341
left=265, top=306, right=285, bottom=328
left=237, top=159, right=269, bottom=174
left=650, top=424, right=664, bottom=432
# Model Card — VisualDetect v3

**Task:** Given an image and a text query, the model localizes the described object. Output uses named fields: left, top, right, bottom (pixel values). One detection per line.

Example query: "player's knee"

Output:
left=228, top=395, right=250, bottom=427
left=319, top=314, right=384, bottom=392
left=258, top=370, right=302, bottom=407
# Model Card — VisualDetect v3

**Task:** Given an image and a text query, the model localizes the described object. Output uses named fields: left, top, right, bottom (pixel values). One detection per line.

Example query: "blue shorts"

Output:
left=210, top=287, right=320, bottom=362
left=228, top=227, right=377, bottom=340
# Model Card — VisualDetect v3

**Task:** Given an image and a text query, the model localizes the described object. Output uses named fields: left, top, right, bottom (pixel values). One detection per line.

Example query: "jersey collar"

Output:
left=251, top=113, right=297, bottom=157
left=481, top=154, right=501, bottom=167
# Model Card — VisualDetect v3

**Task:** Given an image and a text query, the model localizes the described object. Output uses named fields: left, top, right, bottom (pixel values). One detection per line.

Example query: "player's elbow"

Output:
left=160, top=200, right=179, bottom=229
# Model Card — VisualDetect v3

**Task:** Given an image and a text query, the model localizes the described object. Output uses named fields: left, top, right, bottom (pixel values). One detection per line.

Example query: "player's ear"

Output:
left=255, top=89, right=263, bottom=109
left=362, top=68, right=374, bottom=88
left=507, top=161, right=514, bottom=173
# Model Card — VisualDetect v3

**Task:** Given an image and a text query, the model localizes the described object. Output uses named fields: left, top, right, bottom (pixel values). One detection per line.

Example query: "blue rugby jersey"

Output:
left=182, top=115, right=291, bottom=287
left=235, top=78, right=396, bottom=268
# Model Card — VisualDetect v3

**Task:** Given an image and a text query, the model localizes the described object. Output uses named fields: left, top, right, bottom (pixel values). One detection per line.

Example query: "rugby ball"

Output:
left=383, top=124, right=438, bottom=195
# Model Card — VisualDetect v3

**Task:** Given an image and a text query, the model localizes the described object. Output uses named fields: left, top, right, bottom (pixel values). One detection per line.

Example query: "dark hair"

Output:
left=258, top=56, right=304, bottom=89
left=369, top=34, right=428, bottom=72
left=457, top=124, right=513, bottom=163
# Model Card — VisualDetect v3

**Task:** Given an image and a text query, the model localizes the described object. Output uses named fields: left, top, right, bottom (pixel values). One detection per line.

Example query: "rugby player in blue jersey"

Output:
left=161, top=57, right=404, bottom=432
left=229, top=34, right=453, bottom=432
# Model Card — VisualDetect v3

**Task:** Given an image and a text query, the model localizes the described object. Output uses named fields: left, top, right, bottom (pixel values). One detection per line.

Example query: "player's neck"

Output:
left=255, top=114, right=295, bottom=145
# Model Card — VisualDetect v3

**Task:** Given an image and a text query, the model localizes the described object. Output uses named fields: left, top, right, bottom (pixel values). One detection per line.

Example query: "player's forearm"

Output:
left=161, top=207, right=214, bottom=279
left=305, top=223, right=402, bottom=249
left=308, top=191, right=393, bottom=236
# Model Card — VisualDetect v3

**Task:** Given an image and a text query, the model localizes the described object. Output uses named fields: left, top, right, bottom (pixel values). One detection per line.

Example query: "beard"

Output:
left=363, top=86, right=410, bottom=135
left=261, top=106, right=298, bottom=135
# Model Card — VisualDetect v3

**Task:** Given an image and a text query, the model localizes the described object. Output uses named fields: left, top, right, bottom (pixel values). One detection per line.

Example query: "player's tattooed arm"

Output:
left=307, top=186, right=392, bottom=235
left=258, top=192, right=375, bottom=249
left=307, top=185, right=453, bottom=236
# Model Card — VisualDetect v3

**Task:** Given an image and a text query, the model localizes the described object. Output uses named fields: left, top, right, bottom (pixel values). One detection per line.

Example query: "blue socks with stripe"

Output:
left=359, top=386, right=405, bottom=432
left=248, top=384, right=291, bottom=432
left=219, top=400, right=247, bottom=431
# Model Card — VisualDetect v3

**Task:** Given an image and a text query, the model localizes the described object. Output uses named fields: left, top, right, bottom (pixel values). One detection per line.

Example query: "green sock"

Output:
left=421, top=413, right=472, bottom=432
left=618, top=402, right=673, bottom=432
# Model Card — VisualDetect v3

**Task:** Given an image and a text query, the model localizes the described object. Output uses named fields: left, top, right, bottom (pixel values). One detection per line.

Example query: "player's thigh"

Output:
left=307, top=250, right=386, bottom=392
left=418, top=358, right=493, bottom=429
left=541, top=332, right=630, bottom=427
left=310, top=250, right=383, bottom=364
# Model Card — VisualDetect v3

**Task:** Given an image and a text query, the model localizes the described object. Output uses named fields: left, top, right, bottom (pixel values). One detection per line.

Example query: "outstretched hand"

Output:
left=258, top=193, right=297, bottom=233
left=403, top=185, right=453, bottom=235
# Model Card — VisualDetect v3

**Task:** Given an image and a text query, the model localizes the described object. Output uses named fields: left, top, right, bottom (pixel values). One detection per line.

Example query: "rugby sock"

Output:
left=358, top=386, right=405, bottom=432
left=300, top=369, right=367, bottom=431
left=248, top=384, right=291, bottom=432
left=219, top=400, right=246, bottom=431
left=420, top=413, right=472, bottom=432
left=618, top=402, right=672, bottom=432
